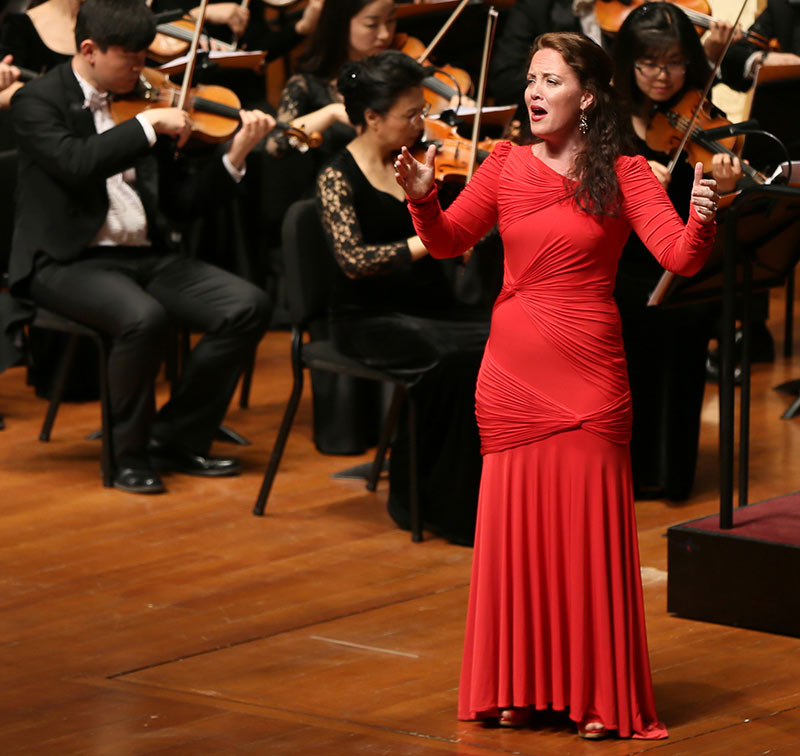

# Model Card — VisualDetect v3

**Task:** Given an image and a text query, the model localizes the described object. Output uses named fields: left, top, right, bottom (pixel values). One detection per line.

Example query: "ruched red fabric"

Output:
left=406, top=142, right=714, bottom=739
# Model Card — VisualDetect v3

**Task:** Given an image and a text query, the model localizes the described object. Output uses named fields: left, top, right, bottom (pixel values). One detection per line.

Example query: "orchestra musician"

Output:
left=719, top=0, right=800, bottom=92
left=264, top=0, right=399, bottom=455
left=148, top=0, right=326, bottom=110
left=611, top=2, right=742, bottom=499
left=0, top=0, right=84, bottom=142
left=266, top=0, right=398, bottom=163
left=0, top=55, right=20, bottom=109
left=4, top=0, right=274, bottom=494
left=488, top=0, right=742, bottom=135
left=317, top=49, right=489, bottom=543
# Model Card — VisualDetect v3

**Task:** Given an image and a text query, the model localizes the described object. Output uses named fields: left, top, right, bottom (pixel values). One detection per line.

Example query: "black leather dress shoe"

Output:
left=114, top=467, right=166, bottom=494
left=148, top=439, right=241, bottom=477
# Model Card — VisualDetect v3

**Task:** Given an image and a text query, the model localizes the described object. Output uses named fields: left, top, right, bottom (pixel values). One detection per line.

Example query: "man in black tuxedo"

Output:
left=720, top=0, right=800, bottom=92
left=8, top=0, right=274, bottom=493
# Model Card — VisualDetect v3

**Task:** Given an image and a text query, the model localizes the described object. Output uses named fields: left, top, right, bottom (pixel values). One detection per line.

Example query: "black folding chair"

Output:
left=0, top=149, right=115, bottom=485
left=253, top=198, right=428, bottom=541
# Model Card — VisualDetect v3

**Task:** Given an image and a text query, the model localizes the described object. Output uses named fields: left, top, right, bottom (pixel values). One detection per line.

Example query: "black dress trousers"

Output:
left=30, top=247, right=270, bottom=468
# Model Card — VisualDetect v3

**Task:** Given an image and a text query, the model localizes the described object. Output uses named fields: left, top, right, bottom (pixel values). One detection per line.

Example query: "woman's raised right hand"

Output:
left=394, top=144, right=435, bottom=200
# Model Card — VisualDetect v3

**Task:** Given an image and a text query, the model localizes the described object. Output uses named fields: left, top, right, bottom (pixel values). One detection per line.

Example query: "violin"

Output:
left=596, top=0, right=778, bottom=49
left=110, top=68, right=321, bottom=150
left=596, top=0, right=711, bottom=36
left=148, top=18, right=237, bottom=64
left=393, top=33, right=472, bottom=114
left=645, top=89, right=765, bottom=182
left=669, top=5, right=780, bottom=51
left=419, top=117, right=498, bottom=184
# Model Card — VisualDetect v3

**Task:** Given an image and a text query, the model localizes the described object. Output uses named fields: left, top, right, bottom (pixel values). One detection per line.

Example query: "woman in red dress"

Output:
left=394, top=32, right=718, bottom=740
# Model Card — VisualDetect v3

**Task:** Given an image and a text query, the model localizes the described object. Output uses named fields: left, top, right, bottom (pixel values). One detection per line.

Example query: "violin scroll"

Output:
left=277, top=122, right=323, bottom=152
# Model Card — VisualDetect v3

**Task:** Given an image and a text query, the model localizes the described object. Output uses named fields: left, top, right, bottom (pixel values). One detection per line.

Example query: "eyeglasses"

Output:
left=634, top=60, right=688, bottom=78
left=388, top=102, right=431, bottom=125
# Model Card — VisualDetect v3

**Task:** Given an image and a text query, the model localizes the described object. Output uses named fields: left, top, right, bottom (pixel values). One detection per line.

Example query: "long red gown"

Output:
left=406, top=142, right=715, bottom=739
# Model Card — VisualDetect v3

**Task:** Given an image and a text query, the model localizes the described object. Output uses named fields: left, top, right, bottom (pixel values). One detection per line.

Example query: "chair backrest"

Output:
left=280, top=197, right=342, bottom=328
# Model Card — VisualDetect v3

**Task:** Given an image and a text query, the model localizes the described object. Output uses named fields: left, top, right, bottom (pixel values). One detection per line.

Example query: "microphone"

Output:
left=698, top=120, right=760, bottom=140
left=437, top=109, right=461, bottom=127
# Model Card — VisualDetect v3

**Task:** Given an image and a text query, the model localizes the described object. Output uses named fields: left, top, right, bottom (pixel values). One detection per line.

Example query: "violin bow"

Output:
left=467, top=5, right=499, bottom=180
left=648, top=0, right=749, bottom=306
left=415, top=0, right=472, bottom=64
left=665, top=0, right=749, bottom=174
left=176, top=0, right=209, bottom=113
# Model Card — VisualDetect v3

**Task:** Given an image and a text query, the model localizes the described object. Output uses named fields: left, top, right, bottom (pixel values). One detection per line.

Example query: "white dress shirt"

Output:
left=72, top=66, right=245, bottom=249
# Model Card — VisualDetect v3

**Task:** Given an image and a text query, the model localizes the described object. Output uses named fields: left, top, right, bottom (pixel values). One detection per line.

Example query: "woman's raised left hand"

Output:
left=394, top=144, right=436, bottom=200
left=690, top=162, right=719, bottom=223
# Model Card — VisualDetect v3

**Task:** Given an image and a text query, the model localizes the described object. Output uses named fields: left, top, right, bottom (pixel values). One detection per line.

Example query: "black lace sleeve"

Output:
left=266, top=74, right=312, bottom=156
left=317, top=164, right=412, bottom=279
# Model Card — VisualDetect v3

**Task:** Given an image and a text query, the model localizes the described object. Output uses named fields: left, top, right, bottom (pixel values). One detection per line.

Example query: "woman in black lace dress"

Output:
left=267, top=0, right=397, bottom=164
left=264, top=0, right=398, bottom=454
left=316, top=50, right=490, bottom=544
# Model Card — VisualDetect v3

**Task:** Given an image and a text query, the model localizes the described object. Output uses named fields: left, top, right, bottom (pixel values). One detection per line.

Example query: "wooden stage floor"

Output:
left=1, top=288, right=800, bottom=755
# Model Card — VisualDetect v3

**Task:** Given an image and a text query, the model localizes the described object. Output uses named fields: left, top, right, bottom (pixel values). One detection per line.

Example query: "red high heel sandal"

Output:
left=498, top=707, right=533, bottom=728
left=577, top=719, right=608, bottom=740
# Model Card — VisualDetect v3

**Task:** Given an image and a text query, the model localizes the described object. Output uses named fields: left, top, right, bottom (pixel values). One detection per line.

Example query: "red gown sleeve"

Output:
left=406, top=140, right=512, bottom=259
left=618, top=154, right=715, bottom=276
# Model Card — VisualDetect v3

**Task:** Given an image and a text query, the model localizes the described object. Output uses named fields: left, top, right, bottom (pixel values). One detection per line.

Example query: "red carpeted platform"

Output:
left=667, top=492, right=800, bottom=637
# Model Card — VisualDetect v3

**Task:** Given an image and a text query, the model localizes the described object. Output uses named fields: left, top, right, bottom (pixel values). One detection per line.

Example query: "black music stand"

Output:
left=652, top=184, right=800, bottom=526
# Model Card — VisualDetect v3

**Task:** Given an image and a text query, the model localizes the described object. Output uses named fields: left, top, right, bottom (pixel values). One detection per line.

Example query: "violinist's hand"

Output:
left=295, top=0, right=324, bottom=36
left=142, top=107, right=194, bottom=148
left=711, top=152, right=743, bottom=194
left=394, top=144, right=435, bottom=200
left=690, top=162, right=719, bottom=223
left=703, top=20, right=742, bottom=62
left=763, top=52, right=800, bottom=67
left=287, top=103, right=348, bottom=145
left=647, top=159, right=671, bottom=189
left=227, top=109, right=276, bottom=170
left=0, top=54, right=20, bottom=92
left=449, top=93, right=476, bottom=111
left=203, top=2, right=249, bottom=37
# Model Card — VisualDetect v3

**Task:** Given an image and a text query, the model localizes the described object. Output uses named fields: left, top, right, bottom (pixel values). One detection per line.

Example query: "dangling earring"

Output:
left=579, top=108, right=589, bottom=135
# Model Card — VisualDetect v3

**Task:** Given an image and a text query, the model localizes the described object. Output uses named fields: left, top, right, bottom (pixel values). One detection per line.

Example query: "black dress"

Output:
left=0, top=13, right=72, bottom=150
left=614, top=139, right=714, bottom=500
left=317, top=149, right=491, bottom=544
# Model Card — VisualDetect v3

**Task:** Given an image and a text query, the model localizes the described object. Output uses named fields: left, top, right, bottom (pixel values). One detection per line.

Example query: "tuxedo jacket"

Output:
left=722, top=0, right=800, bottom=91
left=8, top=61, right=238, bottom=291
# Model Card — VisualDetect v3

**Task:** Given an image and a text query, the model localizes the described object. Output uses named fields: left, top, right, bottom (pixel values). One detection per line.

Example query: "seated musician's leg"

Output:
left=145, top=255, right=270, bottom=466
left=29, top=253, right=170, bottom=476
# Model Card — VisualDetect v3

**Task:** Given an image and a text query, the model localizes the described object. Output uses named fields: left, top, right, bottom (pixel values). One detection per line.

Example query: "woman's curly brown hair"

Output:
left=529, top=33, right=636, bottom=216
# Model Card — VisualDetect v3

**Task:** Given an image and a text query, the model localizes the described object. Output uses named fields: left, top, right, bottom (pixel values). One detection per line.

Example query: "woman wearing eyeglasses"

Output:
left=316, top=50, right=490, bottom=544
left=611, top=3, right=739, bottom=500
